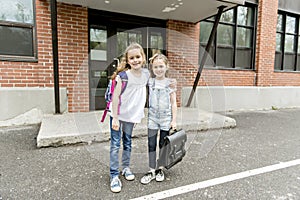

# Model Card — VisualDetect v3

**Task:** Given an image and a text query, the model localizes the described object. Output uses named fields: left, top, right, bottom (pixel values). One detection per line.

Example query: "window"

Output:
left=0, top=0, right=36, bottom=61
left=275, top=12, right=300, bottom=71
left=117, top=30, right=142, bottom=56
left=200, top=4, right=256, bottom=70
left=90, top=27, right=107, bottom=61
left=150, top=31, right=164, bottom=58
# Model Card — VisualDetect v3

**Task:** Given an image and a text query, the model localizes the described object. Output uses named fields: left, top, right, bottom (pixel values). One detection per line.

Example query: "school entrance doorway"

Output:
left=88, top=10, right=166, bottom=110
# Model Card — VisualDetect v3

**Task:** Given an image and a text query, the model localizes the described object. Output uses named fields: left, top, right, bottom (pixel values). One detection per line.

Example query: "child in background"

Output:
left=110, top=56, right=128, bottom=80
left=140, top=53, right=177, bottom=184
left=109, top=43, right=150, bottom=193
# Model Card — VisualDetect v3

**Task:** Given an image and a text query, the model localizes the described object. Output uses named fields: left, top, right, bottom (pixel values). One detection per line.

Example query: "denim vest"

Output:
left=148, top=78, right=172, bottom=130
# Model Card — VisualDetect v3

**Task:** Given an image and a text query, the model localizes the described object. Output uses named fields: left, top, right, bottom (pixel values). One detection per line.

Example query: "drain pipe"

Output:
left=50, top=0, right=60, bottom=113
left=186, top=6, right=226, bottom=107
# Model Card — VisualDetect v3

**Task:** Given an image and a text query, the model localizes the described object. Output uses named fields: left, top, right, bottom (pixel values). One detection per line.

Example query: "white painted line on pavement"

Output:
left=131, top=159, right=300, bottom=200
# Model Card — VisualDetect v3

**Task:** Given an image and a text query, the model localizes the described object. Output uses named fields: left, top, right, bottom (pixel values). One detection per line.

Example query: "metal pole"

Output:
left=50, top=0, right=60, bottom=113
left=186, top=6, right=225, bottom=107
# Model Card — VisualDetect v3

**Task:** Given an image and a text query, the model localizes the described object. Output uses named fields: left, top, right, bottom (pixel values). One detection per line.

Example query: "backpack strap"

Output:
left=100, top=71, right=128, bottom=123
left=117, top=71, right=128, bottom=114
left=118, top=71, right=128, bottom=94
left=100, top=79, right=116, bottom=122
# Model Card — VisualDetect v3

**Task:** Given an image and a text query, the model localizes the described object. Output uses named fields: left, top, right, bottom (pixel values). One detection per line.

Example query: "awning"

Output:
left=57, top=0, right=245, bottom=23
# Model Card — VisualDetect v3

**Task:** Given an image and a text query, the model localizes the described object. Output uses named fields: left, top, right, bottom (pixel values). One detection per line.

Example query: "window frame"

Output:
left=199, top=3, right=257, bottom=70
left=0, top=0, right=37, bottom=62
left=275, top=11, right=300, bottom=72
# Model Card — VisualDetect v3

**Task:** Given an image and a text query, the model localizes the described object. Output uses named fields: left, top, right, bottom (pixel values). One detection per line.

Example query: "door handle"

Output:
left=112, top=58, right=119, bottom=68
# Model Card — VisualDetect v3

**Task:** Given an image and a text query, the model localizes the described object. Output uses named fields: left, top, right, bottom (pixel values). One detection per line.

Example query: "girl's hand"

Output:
left=169, top=78, right=177, bottom=90
left=112, top=117, right=120, bottom=130
left=170, top=121, right=177, bottom=130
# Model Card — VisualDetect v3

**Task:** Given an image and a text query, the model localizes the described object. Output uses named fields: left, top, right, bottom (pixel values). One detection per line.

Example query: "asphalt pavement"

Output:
left=0, top=108, right=300, bottom=199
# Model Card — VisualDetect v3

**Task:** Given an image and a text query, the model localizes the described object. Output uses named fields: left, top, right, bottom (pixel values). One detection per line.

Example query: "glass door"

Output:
left=88, top=11, right=166, bottom=110
left=89, top=26, right=109, bottom=110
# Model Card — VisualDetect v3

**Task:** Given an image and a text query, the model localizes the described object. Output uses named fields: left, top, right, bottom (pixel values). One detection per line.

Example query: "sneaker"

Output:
left=122, top=167, right=135, bottom=181
left=110, top=176, right=122, bottom=193
left=155, top=169, right=165, bottom=182
left=140, top=171, right=155, bottom=184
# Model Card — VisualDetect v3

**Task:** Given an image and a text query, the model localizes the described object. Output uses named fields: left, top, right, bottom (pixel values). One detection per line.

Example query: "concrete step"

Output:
left=36, top=108, right=236, bottom=148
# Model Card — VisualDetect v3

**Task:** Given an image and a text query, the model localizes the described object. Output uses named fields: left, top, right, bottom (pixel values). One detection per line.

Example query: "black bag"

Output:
left=158, top=129, right=187, bottom=169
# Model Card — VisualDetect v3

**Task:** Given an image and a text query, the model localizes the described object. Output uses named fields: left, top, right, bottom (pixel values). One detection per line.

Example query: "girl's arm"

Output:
left=169, top=78, right=177, bottom=90
left=170, top=91, right=177, bottom=129
left=111, top=76, right=122, bottom=130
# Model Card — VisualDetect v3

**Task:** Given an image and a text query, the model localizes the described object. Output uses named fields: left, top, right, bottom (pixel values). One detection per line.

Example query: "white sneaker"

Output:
left=140, top=171, right=155, bottom=184
left=122, top=167, right=135, bottom=181
left=155, top=169, right=165, bottom=182
left=110, top=176, right=122, bottom=193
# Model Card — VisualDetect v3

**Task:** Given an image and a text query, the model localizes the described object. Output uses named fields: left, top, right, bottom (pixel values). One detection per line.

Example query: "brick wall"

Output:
left=166, top=20, right=200, bottom=104
left=2, top=1, right=300, bottom=114
left=0, top=1, right=89, bottom=113
left=201, top=70, right=256, bottom=86
left=256, top=0, right=300, bottom=86
left=55, top=2, right=89, bottom=112
left=167, top=1, right=300, bottom=91
left=166, top=20, right=256, bottom=94
left=255, top=0, right=278, bottom=86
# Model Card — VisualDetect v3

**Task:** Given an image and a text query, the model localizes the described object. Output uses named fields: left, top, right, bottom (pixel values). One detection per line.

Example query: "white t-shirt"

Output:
left=111, top=68, right=150, bottom=123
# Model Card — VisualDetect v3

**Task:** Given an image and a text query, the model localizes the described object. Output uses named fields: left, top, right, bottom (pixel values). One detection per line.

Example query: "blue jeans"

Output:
left=110, top=117, right=134, bottom=179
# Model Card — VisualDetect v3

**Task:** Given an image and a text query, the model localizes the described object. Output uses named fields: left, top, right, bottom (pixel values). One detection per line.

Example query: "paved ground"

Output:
left=0, top=108, right=300, bottom=199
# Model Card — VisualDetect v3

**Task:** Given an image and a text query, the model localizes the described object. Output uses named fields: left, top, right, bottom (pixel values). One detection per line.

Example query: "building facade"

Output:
left=1, top=0, right=300, bottom=121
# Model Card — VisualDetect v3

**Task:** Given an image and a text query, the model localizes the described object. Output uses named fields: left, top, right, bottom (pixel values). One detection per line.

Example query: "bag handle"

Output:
left=169, top=127, right=180, bottom=135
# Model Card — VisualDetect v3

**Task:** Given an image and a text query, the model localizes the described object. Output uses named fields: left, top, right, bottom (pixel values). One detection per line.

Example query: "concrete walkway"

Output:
left=37, top=108, right=236, bottom=148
